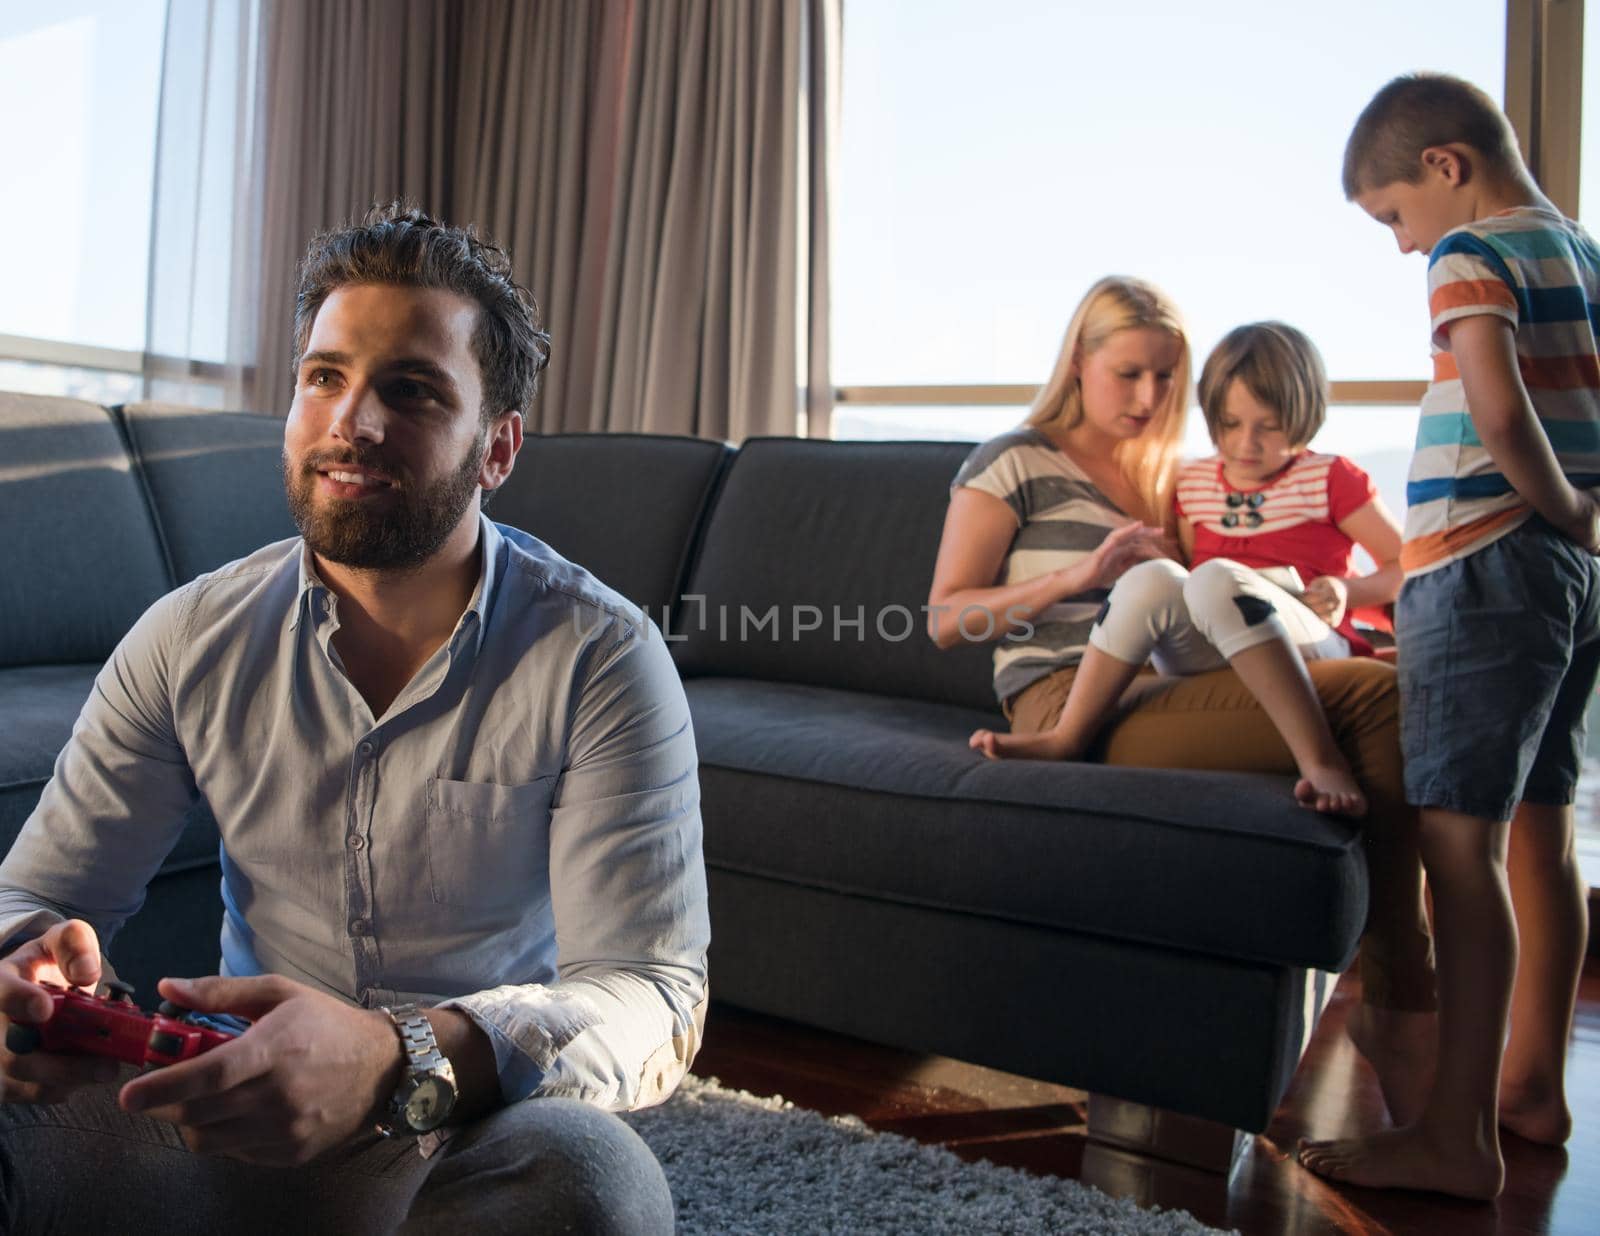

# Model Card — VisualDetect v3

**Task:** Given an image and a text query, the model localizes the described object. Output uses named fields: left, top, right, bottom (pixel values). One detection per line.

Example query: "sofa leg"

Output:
left=1085, top=1094, right=1249, bottom=1176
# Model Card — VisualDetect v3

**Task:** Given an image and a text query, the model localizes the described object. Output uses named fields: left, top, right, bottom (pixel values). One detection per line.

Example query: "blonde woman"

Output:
left=927, top=277, right=1437, bottom=1120
left=927, top=274, right=1188, bottom=712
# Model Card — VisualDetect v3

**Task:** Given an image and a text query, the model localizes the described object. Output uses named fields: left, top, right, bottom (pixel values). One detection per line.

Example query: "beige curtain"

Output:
left=249, top=0, right=460, bottom=419
left=585, top=0, right=801, bottom=439
left=457, top=0, right=828, bottom=440
left=452, top=0, right=629, bottom=436
left=150, top=0, right=834, bottom=440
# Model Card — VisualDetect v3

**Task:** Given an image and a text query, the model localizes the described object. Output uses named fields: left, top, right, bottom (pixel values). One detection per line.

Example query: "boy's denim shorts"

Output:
left=1396, top=515, right=1600, bottom=821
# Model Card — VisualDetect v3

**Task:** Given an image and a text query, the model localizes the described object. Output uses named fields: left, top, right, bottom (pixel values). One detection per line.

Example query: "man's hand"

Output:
left=0, top=920, right=121, bottom=1104
left=1302, top=576, right=1350, bottom=628
left=118, top=975, right=402, bottom=1166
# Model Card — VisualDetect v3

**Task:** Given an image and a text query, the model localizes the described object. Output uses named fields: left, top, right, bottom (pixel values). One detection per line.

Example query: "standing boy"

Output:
left=1298, top=73, right=1600, bottom=1201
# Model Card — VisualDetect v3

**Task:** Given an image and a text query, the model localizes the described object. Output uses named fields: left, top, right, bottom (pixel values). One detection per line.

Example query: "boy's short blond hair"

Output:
left=1343, top=72, right=1524, bottom=198
left=1198, top=322, right=1327, bottom=449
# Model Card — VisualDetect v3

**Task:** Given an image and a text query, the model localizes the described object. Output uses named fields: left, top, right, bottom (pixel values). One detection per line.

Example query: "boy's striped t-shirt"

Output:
left=1404, top=205, right=1600, bottom=576
left=953, top=428, right=1129, bottom=703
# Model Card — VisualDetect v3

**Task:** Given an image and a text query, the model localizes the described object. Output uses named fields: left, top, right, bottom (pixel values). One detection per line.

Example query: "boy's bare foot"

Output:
left=1293, top=763, right=1368, bottom=817
left=1498, top=1077, right=1573, bottom=1145
left=1346, top=1003, right=1437, bottom=1127
left=1297, top=1124, right=1503, bottom=1200
left=969, top=729, right=1080, bottom=761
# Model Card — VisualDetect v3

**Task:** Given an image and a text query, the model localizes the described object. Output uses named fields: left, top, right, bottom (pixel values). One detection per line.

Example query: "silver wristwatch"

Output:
left=378, top=1004, right=458, bottom=1135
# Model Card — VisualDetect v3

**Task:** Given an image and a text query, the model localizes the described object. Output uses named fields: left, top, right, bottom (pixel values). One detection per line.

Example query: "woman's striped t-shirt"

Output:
left=1405, top=205, right=1600, bottom=576
left=953, top=428, right=1131, bottom=703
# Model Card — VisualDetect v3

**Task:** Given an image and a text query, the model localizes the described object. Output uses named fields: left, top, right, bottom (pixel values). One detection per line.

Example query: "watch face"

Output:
left=404, top=1076, right=454, bottom=1132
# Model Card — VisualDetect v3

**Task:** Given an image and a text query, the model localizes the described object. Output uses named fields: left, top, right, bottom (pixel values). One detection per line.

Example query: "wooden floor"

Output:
left=691, top=962, right=1600, bottom=1235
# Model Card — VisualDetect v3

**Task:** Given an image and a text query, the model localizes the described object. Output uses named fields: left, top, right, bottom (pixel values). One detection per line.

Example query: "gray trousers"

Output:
left=0, top=1082, right=674, bottom=1234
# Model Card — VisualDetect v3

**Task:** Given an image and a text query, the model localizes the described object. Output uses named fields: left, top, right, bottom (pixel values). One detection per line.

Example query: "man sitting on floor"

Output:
left=0, top=202, right=707, bottom=1234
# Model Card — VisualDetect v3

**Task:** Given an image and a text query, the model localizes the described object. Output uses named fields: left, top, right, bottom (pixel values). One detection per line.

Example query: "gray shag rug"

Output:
left=621, top=1076, right=1235, bottom=1235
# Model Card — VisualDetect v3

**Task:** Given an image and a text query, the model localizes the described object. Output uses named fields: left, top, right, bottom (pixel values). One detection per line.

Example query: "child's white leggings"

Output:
left=1088, top=557, right=1350, bottom=676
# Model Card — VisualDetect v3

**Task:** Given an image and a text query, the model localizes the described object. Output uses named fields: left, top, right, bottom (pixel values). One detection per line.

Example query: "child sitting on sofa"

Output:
left=971, top=322, right=1403, bottom=817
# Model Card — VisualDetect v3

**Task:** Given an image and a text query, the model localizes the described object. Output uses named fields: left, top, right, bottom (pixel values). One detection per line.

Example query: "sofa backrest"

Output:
left=672, top=438, right=998, bottom=711
left=118, top=403, right=297, bottom=583
left=0, top=393, right=174, bottom=667
left=492, top=433, right=731, bottom=620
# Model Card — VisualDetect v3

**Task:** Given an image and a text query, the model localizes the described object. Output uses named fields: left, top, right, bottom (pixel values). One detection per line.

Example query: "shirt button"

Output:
left=350, top=918, right=372, bottom=937
left=346, top=833, right=365, bottom=850
left=358, top=740, right=375, bottom=758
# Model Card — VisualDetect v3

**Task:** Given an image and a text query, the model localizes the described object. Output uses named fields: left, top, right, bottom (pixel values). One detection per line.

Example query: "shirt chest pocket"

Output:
left=424, top=776, right=557, bottom=907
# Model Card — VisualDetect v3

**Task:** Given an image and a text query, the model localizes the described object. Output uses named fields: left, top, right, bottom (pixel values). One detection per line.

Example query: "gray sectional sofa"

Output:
left=1, top=393, right=1371, bottom=1158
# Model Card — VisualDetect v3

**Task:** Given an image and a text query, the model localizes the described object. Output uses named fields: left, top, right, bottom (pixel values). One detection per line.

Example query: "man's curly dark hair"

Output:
left=293, top=201, right=552, bottom=424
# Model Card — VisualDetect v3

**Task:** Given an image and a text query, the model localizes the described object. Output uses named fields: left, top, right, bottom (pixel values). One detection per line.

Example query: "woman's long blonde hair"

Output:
left=1024, top=276, right=1191, bottom=528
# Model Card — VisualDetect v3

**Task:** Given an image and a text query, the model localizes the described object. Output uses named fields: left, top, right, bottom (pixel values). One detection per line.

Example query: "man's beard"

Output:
left=283, top=436, right=486, bottom=571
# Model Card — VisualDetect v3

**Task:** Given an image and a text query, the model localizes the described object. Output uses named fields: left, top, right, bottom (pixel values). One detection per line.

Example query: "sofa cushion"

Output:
left=491, top=433, right=730, bottom=618
left=0, top=394, right=172, bottom=666
left=685, top=678, right=1366, bottom=973
left=672, top=439, right=997, bottom=711
left=0, top=665, right=220, bottom=878
left=118, top=403, right=297, bottom=584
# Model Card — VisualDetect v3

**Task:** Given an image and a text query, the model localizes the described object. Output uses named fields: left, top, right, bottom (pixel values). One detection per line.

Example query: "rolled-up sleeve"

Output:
left=441, top=618, right=709, bottom=1110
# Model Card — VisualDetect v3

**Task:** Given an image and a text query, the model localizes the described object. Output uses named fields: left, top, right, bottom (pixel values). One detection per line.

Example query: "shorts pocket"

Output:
left=425, top=777, right=556, bottom=907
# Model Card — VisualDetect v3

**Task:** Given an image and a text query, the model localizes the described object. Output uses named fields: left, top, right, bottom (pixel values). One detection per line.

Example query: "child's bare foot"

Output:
left=969, top=728, right=1081, bottom=761
left=1346, top=1003, right=1437, bottom=1127
left=1293, top=763, right=1368, bottom=817
left=1498, top=1076, right=1572, bottom=1145
left=1297, top=1123, right=1503, bottom=1200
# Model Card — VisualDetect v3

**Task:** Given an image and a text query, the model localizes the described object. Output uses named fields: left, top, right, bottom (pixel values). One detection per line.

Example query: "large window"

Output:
left=0, top=1, right=166, bottom=398
left=832, top=0, right=1505, bottom=399
left=0, top=2, right=165, bottom=351
left=830, top=0, right=1508, bottom=524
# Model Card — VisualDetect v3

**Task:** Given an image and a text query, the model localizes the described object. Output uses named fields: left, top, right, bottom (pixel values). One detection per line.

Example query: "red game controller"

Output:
left=6, top=980, right=244, bottom=1068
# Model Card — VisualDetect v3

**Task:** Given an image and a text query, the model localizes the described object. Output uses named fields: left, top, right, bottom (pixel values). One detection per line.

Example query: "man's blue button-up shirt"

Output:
left=0, top=516, right=709, bottom=1110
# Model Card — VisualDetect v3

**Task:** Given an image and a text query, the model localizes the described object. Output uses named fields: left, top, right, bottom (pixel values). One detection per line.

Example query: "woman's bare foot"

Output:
left=1293, top=762, right=1368, bottom=817
left=1498, top=1076, right=1573, bottom=1145
left=969, top=728, right=1081, bottom=761
left=1346, top=1003, right=1437, bottom=1127
left=1297, top=1123, right=1503, bottom=1200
